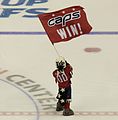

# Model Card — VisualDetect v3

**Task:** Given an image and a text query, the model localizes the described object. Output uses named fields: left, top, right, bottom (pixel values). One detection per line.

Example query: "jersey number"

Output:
left=57, top=73, right=68, bottom=83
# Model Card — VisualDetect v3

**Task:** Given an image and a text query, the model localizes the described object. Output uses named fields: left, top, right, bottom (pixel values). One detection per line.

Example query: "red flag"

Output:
left=38, top=6, right=92, bottom=43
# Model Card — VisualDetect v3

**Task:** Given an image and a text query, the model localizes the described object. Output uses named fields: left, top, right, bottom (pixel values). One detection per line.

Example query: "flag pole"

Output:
left=51, top=42, right=60, bottom=57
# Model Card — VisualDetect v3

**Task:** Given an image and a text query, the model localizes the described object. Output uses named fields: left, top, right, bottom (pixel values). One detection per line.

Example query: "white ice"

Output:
left=0, top=0, right=118, bottom=120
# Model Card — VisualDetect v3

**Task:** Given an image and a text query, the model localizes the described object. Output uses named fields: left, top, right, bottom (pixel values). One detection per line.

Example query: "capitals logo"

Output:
left=48, top=11, right=81, bottom=27
left=0, top=0, right=49, bottom=18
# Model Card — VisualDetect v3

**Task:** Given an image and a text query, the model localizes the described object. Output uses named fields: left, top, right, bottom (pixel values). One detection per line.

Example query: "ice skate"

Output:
left=63, top=109, right=74, bottom=116
left=56, top=102, right=63, bottom=111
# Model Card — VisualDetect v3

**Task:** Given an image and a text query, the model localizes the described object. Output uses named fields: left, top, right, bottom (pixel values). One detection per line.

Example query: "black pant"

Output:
left=56, top=86, right=71, bottom=106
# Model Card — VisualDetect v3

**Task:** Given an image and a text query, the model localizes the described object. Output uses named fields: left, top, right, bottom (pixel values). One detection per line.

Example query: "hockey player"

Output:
left=53, top=56, right=74, bottom=116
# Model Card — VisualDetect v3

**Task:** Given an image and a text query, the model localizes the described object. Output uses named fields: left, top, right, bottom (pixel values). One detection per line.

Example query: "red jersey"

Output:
left=53, top=64, right=73, bottom=88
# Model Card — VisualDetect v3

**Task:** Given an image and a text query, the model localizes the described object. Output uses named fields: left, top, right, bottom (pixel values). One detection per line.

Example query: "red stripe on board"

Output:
left=0, top=111, right=118, bottom=116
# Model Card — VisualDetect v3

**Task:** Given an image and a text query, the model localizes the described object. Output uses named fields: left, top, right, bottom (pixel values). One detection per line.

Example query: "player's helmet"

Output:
left=56, top=56, right=66, bottom=71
